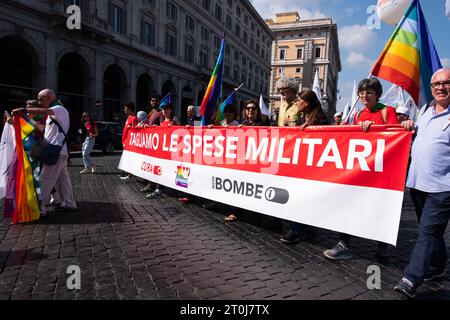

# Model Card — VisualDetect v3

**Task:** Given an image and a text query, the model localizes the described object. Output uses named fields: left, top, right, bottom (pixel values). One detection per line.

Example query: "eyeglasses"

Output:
left=246, top=107, right=257, bottom=111
left=430, top=80, right=450, bottom=89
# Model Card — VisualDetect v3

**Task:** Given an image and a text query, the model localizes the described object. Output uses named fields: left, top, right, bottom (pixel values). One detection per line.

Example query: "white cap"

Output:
left=334, top=112, right=343, bottom=118
left=137, top=111, right=147, bottom=121
left=396, top=106, right=409, bottom=115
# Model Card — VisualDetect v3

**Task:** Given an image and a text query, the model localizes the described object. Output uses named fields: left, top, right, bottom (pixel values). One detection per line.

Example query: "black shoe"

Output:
left=280, top=230, right=301, bottom=244
left=424, top=268, right=446, bottom=281
left=393, top=278, right=416, bottom=299
left=376, top=242, right=391, bottom=258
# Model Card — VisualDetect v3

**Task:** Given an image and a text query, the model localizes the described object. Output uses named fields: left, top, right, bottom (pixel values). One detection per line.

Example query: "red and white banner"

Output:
left=119, top=125, right=412, bottom=245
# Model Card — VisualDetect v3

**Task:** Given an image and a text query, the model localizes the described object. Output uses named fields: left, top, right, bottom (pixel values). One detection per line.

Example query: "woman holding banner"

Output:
left=280, top=89, right=330, bottom=243
left=224, top=100, right=266, bottom=222
left=323, top=78, right=398, bottom=260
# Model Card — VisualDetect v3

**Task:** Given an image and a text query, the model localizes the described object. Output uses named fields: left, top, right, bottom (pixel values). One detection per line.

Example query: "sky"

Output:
left=250, top=0, right=450, bottom=111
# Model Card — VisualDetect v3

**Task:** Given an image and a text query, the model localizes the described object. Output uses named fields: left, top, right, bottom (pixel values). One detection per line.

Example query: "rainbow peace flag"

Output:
left=200, top=37, right=225, bottom=126
left=13, top=115, right=41, bottom=224
left=371, top=0, right=442, bottom=107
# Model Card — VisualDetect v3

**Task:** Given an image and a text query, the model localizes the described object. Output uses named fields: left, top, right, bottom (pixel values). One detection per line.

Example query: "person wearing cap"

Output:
left=333, top=112, right=343, bottom=125
left=395, top=106, right=410, bottom=123
left=277, top=78, right=299, bottom=127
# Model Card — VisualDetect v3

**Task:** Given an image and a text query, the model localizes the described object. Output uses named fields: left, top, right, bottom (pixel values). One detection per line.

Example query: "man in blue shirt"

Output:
left=394, top=68, right=450, bottom=298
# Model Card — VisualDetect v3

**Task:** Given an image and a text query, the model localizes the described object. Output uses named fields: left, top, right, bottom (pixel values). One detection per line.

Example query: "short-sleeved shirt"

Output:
left=83, top=121, right=97, bottom=135
left=44, top=104, right=70, bottom=156
left=122, top=115, right=138, bottom=144
left=354, top=103, right=399, bottom=125
left=278, top=99, right=299, bottom=127
left=406, top=102, right=450, bottom=192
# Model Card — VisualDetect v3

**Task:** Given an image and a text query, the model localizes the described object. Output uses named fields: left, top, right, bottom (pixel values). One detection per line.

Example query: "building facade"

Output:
left=0, top=0, right=273, bottom=132
left=266, top=12, right=341, bottom=120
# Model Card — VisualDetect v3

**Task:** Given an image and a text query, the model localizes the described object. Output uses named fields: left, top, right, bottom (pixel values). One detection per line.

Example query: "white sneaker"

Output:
left=91, top=167, right=96, bottom=173
left=49, top=196, right=61, bottom=206
left=120, top=175, right=131, bottom=180
left=80, top=168, right=90, bottom=174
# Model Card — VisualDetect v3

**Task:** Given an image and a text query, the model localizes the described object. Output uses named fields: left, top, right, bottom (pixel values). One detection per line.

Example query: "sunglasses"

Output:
left=246, top=107, right=257, bottom=110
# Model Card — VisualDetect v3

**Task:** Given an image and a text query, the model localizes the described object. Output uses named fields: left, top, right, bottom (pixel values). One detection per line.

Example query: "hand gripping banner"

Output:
left=119, top=125, right=412, bottom=245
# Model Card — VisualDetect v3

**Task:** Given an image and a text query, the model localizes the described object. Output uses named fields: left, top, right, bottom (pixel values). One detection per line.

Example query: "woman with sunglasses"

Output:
left=240, top=99, right=268, bottom=126
left=224, top=100, right=268, bottom=223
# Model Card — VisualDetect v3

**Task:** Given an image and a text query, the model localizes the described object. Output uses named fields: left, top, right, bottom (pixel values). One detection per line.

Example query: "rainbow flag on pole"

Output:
left=371, top=0, right=442, bottom=107
left=13, top=115, right=41, bottom=224
left=200, top=37, right=225, bottom=126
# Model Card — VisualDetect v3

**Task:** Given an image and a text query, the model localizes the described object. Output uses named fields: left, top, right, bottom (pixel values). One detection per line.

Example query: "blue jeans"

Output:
left=404, top=189, right=450, bottom=285
left=82, top=137, right=95, bottom=169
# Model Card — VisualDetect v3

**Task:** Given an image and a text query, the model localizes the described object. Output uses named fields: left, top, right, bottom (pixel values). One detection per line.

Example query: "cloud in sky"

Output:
left=338, top=25, right=378, bottom=52
left=345, top=51, right=373, bottom=70
left=441, top=58, right=450, bottom=68
left=343, top=7, right=362, bottom=16
left=446, top=0, right=450, bottom=19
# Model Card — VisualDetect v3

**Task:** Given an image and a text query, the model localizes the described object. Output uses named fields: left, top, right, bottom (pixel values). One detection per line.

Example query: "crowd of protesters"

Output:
left=1, top=68, right=448, bottom=299
left=116, top=69, right=450, bottom=299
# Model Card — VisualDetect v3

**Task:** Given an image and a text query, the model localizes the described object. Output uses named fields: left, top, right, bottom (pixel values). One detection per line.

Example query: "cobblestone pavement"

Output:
left=0, top=153, right=449, bottom=300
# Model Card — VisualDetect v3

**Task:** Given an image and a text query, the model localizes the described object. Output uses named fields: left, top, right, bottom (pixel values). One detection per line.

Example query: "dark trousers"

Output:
left=404, top=189, right=450, bottom=285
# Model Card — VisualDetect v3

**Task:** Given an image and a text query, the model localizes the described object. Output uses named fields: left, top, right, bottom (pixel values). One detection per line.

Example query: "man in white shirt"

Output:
left=15, top=89, right=76, bottom=216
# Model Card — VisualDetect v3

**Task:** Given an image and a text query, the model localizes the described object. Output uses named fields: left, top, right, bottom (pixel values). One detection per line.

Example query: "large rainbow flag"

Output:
left=371, top=0, right=442, bottom=107
left=200, top=37, right=225, bottom=126
left=13, top=115, right=41, bottom=224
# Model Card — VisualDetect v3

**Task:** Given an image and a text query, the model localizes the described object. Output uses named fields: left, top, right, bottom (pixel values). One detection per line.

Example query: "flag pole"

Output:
left=234, top=83, right=244, bottom=92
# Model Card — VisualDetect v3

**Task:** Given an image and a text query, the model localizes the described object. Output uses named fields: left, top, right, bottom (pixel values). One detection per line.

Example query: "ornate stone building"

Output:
left=0, top=0, right=273, bottom=130
left=266, top=12, right=341, bottom=119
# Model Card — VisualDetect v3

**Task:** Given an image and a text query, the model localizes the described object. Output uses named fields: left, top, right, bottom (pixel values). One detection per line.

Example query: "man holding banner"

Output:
left=394, top=68, right=450, bottom=299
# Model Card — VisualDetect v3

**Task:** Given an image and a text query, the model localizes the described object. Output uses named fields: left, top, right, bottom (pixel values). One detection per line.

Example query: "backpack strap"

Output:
left=49, top=116, right=68, bottom=146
